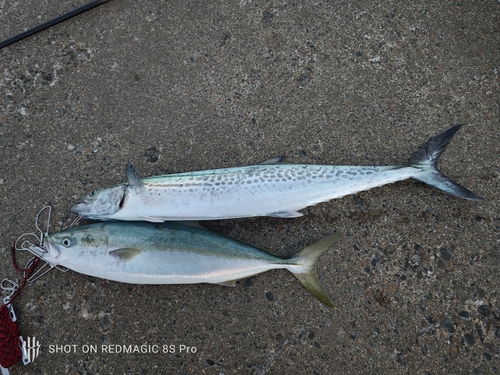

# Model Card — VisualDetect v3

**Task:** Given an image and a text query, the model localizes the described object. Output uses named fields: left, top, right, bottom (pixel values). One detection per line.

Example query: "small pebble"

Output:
left=449, top=346, right=459, bottom=357
left=384, top=245, right=396, bottom=256
left=265, top=291, right=274, bottom=301
left=102, top=315, right=111, bottom=330
left=407, top=254, right=421, bottom=269
left=439, top=247, right=452, bottom=261
left=145, top=146, right=160, bottom=162
left=440, top=318, right=454, bottom=333
left=475, top=288, right=487, bottom=298
left=464, top=333, right=475, bottom=346
left=421, top=343, right=428, bottom=355
left=477, top=305, right=490, bottom=317
left=243, top=278, right=254, bottom=288
left=459, top=311, right=471, bottom=320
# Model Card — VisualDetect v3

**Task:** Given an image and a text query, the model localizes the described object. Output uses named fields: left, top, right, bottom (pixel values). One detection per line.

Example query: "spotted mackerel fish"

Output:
left=71, top=125, right=482, bottom=222
left=42, top=222, right=341, bottom=308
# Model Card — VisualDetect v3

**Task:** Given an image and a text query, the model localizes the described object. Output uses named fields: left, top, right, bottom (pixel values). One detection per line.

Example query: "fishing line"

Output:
left=0, top=0, right=112, bottom=50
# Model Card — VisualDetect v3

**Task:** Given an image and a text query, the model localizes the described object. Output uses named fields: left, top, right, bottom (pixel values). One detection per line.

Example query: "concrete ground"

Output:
left=0, top=0, right=499, bottom=374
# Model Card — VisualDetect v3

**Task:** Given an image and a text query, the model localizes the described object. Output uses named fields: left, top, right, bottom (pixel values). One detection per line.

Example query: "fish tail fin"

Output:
left=409, top=124, right=482, bottom=201
left=289, top=232, right=341, bottom=309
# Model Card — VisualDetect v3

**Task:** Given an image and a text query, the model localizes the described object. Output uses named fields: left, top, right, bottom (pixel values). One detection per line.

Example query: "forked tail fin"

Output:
left=289, top=232, right=342, bottom=309
left=410, top=124, right=482, bottom=200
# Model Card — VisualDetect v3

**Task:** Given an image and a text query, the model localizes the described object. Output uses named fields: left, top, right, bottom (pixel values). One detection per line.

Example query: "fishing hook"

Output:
left=14, top=206, right=68, bottom=282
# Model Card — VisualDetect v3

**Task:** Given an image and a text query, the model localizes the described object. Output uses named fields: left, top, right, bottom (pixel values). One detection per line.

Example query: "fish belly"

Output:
left=91, top=250, right=284, bottom=284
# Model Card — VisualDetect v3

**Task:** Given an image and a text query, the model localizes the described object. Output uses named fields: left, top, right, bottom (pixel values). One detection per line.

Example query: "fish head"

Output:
left=43, top=224, right=109, bottom=269
left=71, top=185, right=126, bottom=220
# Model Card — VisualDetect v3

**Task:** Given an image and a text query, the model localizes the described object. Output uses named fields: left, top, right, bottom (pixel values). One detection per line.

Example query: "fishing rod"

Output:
left=0, top=0, right=112, bottom=50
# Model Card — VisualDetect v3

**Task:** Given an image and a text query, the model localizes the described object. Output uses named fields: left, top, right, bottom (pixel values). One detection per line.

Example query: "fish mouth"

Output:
left=70, top=201, right=87, bottom=214
left=42, top=240, right=60, bottom=261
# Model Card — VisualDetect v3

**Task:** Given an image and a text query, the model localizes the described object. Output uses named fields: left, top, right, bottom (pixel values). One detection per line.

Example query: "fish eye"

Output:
left=61, top=237, right=72, bottom=247
left=89, top=190, right=96, bottom=197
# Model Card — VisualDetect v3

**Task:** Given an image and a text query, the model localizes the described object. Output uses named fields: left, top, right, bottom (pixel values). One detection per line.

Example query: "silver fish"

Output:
left=42, top=222, right=341, bottom=308
left=71, top=125, right=481, bottom=222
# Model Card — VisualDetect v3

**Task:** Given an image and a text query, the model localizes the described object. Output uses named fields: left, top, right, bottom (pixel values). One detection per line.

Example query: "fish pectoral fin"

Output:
left=217, top=280, right=239, bottom=287
left=269, top=210, right=304, bottom=218
left=140, top=216, right=165, bottom=223
left=110, top=248, right=141, bottom=261
left=260, top=156, right=286, bottom=165
left=126, top=162, right=144, bottom=189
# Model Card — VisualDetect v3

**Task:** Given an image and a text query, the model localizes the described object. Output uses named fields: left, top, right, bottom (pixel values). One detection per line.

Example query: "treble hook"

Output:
left=15, top=206, right=51, bottom=256
left=35, top=205, right=51, bottom=243
left=13, top=206, right=68, bottom=282
left=24, top=257, right=68, bottom=283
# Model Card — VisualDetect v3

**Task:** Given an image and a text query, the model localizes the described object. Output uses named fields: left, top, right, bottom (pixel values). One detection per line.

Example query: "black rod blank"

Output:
left=0, top=0, right=112, bottom=50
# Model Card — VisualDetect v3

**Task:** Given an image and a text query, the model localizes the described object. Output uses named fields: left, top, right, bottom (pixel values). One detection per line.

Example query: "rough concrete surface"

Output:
left=0, top=0, right=499, bottom=374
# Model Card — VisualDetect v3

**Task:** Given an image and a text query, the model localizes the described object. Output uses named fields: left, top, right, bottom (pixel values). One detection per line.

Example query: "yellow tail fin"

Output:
left=291, top=232, right=342, bottom=309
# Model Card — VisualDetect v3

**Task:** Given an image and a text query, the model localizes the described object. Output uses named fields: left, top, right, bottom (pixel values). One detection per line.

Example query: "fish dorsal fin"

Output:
left=126, top=162, right=143, bottom=188
left=110, top=248, right=141, bottom=261
left=260, top=156, right=286, bottom=165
